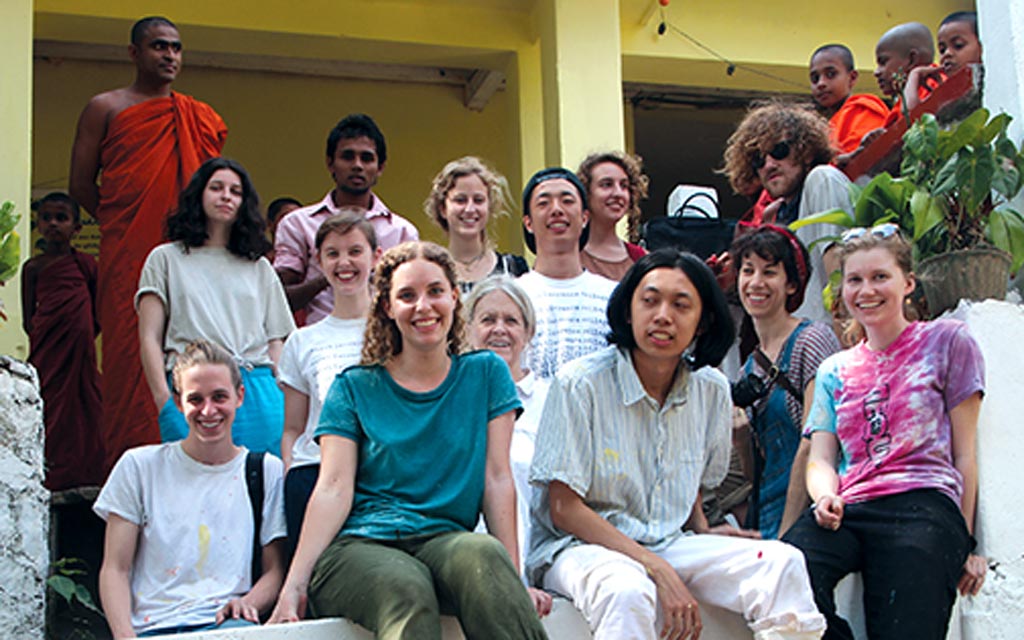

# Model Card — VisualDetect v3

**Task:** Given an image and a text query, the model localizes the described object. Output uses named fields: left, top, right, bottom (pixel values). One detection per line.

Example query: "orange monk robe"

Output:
left=95, top=91, right=227, bottom=472
left=830, top=94, right=890, bottom=154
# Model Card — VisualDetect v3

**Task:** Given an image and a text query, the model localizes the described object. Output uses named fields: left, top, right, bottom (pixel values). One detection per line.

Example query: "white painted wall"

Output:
left=0, top=358, right=47, bottom=639
left=952, top=300, right=1024, bottom=640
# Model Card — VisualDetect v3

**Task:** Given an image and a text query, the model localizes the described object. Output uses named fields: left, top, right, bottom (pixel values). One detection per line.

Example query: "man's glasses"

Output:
left=752, top=141, right=792, bottom=170
left=841, top=222, right=902, bottom=244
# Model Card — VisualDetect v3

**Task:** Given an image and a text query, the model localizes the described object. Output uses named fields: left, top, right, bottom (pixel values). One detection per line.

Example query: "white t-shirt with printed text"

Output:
left=276, top=315, right=366, bottom=469
left=517, top=270, right=617, bottom=379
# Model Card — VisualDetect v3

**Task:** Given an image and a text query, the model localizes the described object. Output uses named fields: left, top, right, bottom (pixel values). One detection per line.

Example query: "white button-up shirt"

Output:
left=526, top=346, right=731, bottom=585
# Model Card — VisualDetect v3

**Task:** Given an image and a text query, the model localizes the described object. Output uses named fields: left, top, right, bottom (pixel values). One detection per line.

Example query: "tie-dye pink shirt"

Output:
left=805, top=320, right=984, bottom=506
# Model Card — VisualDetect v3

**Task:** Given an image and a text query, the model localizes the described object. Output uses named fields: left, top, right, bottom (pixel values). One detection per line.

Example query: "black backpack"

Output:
left=244, top=451, right=265, bottom=584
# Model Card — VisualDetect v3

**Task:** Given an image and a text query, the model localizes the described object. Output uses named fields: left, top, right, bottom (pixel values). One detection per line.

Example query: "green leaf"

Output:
left=73, top=583, right=104, bottom=615
left=948, top=108, right=989, bottom=154
left=988, top=208, right=1024, bottom=273
left=47, top=575, right=77, bottom=602
left=0, top=201, right=19, bottom=235
left=993, top=135, right=1024, bottom=200
left=822, top=269, right=843, bottom=314
left=910, top=190, right=945, bottom=240
left=992, top=159, right=1022, bottom=201
left=932, top=154, right=960, bottom=196
left=955, top=145, right=997, bottom=215
left=979, top=112, right=1013, bottom=146
left=851, top=173, right=911, bottom=227
left=0, top=231, right=20, bottom=282
left=788, top=209, right=854, bottom=231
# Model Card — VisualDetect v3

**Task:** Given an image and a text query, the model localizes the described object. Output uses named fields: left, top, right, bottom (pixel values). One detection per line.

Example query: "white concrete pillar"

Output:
left=955, top=300, right=1024, bottom=640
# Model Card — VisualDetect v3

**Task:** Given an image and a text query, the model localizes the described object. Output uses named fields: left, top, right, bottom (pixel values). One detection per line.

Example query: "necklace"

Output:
left=454, top=249, right=488, bottom=267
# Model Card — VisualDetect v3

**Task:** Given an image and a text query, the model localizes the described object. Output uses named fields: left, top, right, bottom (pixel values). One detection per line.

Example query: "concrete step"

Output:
left=170, top=597, right=752, bottom=639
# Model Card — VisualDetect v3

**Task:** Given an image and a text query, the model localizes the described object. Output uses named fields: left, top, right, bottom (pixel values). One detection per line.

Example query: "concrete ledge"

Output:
left=170, top=597, right=753, bottom=639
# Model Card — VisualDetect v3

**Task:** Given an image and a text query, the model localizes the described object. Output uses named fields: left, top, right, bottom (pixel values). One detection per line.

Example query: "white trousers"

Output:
left=543, top=535, right=825, bottom=640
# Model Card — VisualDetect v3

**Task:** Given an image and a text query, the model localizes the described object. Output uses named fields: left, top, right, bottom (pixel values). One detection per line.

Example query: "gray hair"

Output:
left=463, top=275, right=536, bottom=340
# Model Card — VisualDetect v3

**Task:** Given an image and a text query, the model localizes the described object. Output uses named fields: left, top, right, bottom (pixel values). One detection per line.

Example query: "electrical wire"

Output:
left=661, top=22, right=808, bottom=91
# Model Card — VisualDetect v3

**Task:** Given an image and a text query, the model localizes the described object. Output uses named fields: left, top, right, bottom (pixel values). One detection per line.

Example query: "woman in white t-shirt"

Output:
left=137, top=157, right=295, bottom=456
left=277, top=210, right=380, bottom=553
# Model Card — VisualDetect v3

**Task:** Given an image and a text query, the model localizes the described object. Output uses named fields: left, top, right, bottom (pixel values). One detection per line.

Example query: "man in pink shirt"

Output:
left=274, top=114, right=418, bottom=324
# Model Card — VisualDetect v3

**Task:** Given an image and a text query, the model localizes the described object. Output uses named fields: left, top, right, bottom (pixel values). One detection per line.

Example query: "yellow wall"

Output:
left=1, top=0, right=33, bottom=359
left=32, top=57, right=524, bottom=250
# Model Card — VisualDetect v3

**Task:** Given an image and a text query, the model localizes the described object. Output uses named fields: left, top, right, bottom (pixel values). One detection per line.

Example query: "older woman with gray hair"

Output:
left=465, top=275, right=548, bottom=579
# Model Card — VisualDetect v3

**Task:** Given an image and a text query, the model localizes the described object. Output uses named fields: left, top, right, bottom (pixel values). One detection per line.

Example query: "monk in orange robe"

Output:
left=809, top=44, right=889, bottom=160
left=69, top=16, right=227, bottom=473
left=872, top=23, right=940, bottom=128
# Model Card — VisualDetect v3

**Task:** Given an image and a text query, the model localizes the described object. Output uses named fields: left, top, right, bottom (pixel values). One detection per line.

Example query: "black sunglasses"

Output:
left=752, top=140, right=792, bottom=170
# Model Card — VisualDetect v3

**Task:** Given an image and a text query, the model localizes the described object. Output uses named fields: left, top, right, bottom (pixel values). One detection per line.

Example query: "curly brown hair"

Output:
left=360, top=241, right=466, bottom=365
left=720, top=101, right=835, bottom=197
left=577, top=151, right=650, bottom=243
left=423, top=156, right=513, bottom=242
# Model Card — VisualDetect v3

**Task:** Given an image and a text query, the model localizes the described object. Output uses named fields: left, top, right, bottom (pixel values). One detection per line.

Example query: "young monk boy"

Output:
left=873, top=22, right=941, bottom=126
left=905, top=11, right=983, bottom=110
left=21, top=192, right=104, bottom=491
left=809, top=44, right=889, bottom=167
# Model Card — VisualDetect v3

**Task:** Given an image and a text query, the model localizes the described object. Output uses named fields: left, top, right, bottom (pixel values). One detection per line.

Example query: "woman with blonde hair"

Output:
left=425, top=156, right=528, bottom=293
left=784, top=224, right=986, bottom=639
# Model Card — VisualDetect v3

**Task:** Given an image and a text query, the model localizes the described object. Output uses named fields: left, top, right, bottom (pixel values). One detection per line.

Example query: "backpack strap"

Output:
left=244, top=451, right=265, bottom=585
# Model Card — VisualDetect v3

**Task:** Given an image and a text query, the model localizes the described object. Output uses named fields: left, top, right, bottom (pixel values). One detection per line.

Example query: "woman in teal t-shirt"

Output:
left=270, top=241, right=549, bottom=639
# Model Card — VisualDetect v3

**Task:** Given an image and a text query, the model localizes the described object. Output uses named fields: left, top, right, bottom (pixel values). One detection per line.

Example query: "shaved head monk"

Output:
left=874, top=22, right=940, bottom=126
left=69, top=16, right=228, bottom=472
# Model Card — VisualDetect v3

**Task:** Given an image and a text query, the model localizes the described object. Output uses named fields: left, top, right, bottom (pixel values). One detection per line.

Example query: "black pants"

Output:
left=284, top=463, right=320, bottom=559
left=782, top=489, right=970, bottom=640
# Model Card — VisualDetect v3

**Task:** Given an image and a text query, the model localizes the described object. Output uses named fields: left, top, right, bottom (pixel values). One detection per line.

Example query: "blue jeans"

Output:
left=140, top=617, right=256, bottom=636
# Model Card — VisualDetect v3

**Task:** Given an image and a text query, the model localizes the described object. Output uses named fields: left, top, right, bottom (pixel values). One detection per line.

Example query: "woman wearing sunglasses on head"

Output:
left=782, top=224, right=987, bottom=640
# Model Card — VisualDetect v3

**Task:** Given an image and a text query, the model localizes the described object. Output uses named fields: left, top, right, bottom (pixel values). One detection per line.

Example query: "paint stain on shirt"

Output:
left=196, top=524, right=211, bottom=576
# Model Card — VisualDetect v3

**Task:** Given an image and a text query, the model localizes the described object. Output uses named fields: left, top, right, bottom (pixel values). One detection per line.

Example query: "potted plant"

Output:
left=792, top=107, right=1024, bottom=316
left=0, top=200, right=22, bottom=321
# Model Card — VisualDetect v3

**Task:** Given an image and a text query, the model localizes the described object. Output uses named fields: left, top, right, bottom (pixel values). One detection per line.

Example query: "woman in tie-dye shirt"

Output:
left=783, top=224, right=986, bottom=640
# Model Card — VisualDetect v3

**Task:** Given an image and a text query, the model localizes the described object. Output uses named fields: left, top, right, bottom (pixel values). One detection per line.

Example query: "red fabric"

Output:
left=95, top=92, right=227, bottom=473
left=625, top=241, right=647, bottom=262
left=830, top=94, right=890, bottom=153
left=748, top=189, right=774, bottom=225
left=28, top=252, right=105, bottom=490
left=883, top=66, right=946, bottom=127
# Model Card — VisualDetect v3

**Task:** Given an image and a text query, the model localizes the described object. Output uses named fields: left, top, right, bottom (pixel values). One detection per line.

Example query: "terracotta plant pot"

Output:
left=916, top=247, right=1012, bottom=317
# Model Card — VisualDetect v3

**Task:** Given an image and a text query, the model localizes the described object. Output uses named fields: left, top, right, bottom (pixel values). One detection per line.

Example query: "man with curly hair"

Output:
left=721, top=103, right=850, bottom=324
